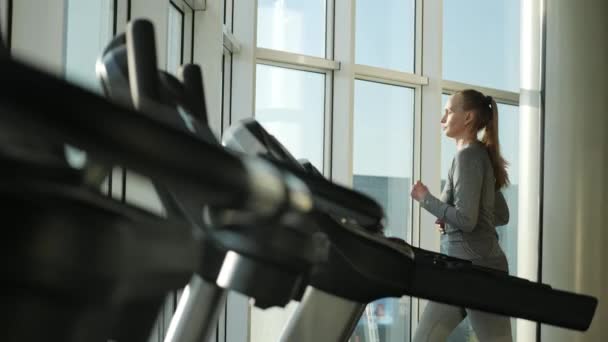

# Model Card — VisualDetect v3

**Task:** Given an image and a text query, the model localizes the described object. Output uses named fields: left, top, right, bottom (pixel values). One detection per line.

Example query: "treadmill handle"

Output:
left=266, top=158, right=386, bottom=230
left=178, top=64, right=208, bottom=125
left=126, top=20, right=162, bottom=113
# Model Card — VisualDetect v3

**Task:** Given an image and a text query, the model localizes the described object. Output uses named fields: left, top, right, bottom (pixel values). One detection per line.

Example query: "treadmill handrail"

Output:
left=222, top=119, right=386, bottom=230
left=0, top=58, right=254, bottom=210
left=265, top=156, right=385, bottom=229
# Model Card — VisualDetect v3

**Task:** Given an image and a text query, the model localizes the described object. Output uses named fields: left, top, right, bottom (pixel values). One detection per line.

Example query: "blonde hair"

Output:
left=456, top=89, right=510, bottom=189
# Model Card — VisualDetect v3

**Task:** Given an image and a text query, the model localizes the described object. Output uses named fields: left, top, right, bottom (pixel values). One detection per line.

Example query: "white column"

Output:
left=517, top=0, right=542, bottom=340
left=542, top=0, right=608, bottom=341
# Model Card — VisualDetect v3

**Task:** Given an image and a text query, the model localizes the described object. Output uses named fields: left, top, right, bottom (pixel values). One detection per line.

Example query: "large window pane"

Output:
left=167, top=3, right=184, bottom=75
left=257, top=0, right=326, bottom=57
left=351, top=80, right=415, bottom=342
left=65, top=0, right=114, bottom=92
left=255, top=64, right=325, bottom=170
left=443, top=0, right=520, bottom=92
left=356, top=0, right=415, bottom=73
left=440, top=95, right=520, bottom=341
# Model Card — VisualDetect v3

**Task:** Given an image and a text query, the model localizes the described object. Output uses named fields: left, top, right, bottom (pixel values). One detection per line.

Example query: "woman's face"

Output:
left=441, top=94, right=472, bottom=139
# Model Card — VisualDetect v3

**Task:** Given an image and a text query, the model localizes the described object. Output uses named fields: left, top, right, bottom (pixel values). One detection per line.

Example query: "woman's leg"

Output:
left=467, top=252, right=512, bottom=342
left=466, top=309, right=512, bottom=342
left=412, top=302, right=465, bottom=342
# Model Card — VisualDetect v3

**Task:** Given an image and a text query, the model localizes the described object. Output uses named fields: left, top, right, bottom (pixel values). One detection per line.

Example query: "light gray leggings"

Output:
left=413, top=238, right=513, bottom=342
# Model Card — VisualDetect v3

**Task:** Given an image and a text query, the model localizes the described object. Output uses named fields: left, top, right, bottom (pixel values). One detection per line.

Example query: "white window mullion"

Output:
left=415, top=0, right=443, bottom=335
left=354, top=63, right=428, bottom=87
left=256, top=47, right=339, bottom=72
left=331, top=0, right=356, bottom=187
left=323, top=0, right=335, bottom=177
left=225, top=1, right=257, bottom=341
left=323, top=67, right=333, bottom=176
left=414, top=0, right=423, bottom=75
left=230, top=0, right=256, bottom=125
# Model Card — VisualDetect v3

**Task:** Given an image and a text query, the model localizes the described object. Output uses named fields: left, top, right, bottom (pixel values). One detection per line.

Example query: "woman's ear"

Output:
left=464, top=111, right=475, bottom=127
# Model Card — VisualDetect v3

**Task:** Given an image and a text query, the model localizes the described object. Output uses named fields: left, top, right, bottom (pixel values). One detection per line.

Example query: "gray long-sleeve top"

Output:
left=421, top=141, right=509, bottom=242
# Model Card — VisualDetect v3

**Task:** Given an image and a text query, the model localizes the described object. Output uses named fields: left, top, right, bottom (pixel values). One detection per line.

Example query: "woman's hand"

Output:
left=435, top=218, right=446, bottom=234
left=410, top=180, right=429, bottom=202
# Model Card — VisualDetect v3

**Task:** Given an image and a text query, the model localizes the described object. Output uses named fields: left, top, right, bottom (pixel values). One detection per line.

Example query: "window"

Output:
left=228, top=0, right=529, bottom=340
left=355, top=0, right=416, bottom=73
left=255, top=64, right=326, bottom=170
left=257, top=0, right=326, bottom=58
left=443, top=0, right=521, bottom=92
left=167, top=1, right=184, bottom=75
left=352, top=80, right=415, bottom=342
left=65, top=0, right=114, bottom=92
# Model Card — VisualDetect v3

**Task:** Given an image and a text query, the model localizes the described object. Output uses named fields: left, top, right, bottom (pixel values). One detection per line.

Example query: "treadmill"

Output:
left=222, top=118, right=599, bottom=341
left=95, top=19, right=386, bottom=342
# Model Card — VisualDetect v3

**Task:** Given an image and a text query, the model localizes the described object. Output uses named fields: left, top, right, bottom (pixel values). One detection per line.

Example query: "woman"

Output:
left=410, top=89, right=512, bottom=342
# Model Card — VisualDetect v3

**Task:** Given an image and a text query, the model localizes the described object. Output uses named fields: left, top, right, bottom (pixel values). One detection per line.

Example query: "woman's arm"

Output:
left=418, top=149, right=484, bottom=232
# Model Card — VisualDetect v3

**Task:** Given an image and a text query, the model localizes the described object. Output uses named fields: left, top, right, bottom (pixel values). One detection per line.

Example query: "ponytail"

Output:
left=457, top=89, right=510, bottom=190
left=482, top=97, right=510, bottom=189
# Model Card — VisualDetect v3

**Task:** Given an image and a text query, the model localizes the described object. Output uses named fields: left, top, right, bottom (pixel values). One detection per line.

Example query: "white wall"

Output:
left=11, top=0, right=67, bottom=74
left=192, top=0, right=223, bottom=137
left=542, top=0, right=608, bottom=341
